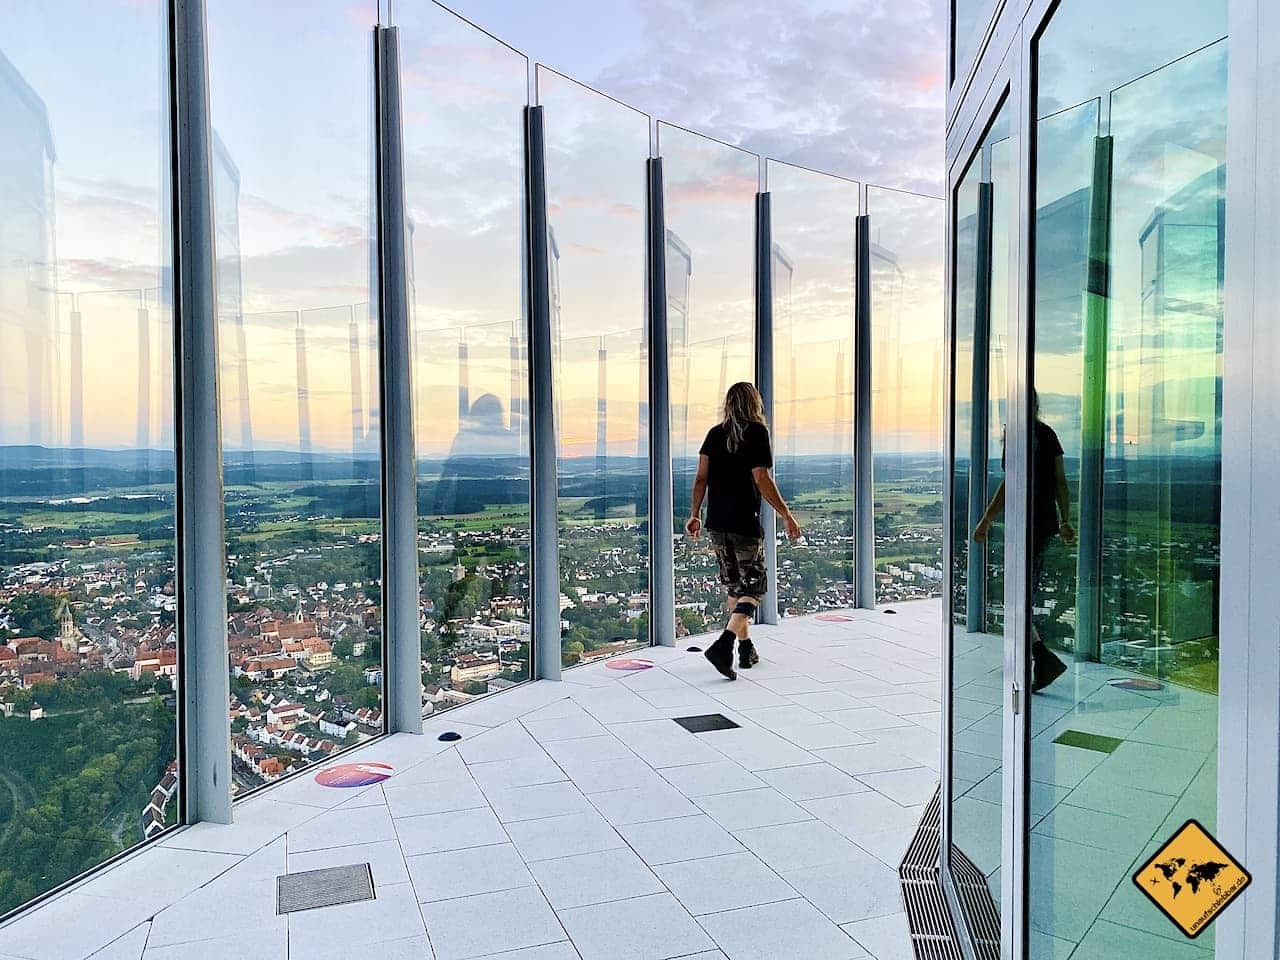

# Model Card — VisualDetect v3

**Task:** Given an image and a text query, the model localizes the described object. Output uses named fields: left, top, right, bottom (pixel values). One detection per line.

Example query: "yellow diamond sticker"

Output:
left=1133, top=819, right=1250, bottom=938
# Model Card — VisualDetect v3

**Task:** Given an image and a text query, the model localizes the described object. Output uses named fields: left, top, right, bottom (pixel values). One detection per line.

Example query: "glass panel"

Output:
left=868, top=187, right=945, bottom=604
left=397, top=6, right=532, bottom=708
left=766, top=161, right=858, bottom=616
left=539, top=69, right=650, bottom=667
left=1029, top=1, right=1226, bottom=953
left=207, top=0, right=382, bottom=792
left=660, top=123, right=758, bottom=639
left=953, top=0, right=988, bottom=81
left=0, top=1, right=177, bottom=914
left=948, top=100, right=1013, bottom=919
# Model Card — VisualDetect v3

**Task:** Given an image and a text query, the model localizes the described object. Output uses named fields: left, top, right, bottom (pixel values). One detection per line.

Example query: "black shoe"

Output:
left=1032, top=641, right=1067, bottom=692
left=738, top=638, right=759, bottom=669
left=705, top=630, right=737, bottom=681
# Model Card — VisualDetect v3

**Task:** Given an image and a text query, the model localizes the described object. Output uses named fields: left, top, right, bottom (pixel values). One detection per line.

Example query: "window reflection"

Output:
left=767, top=161, right=858, bottom=616
left=869, top=187, right=945, bottom=605
left=398, top=4, right=533, bottom=705
left=0, top=1, right=177, bottom=913
left=1028, top=4, right=1226, bottom=953
left=207, top=0, right=383, bottom=792
left=662, top=124, right=757, bottom=639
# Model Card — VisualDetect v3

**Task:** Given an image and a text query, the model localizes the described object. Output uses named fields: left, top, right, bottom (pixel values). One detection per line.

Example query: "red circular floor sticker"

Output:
left=816, top=613, right=857, bottom=622
left=315, top=762, right=394, bottom=787
left=606, top=658, right=654, bottom=671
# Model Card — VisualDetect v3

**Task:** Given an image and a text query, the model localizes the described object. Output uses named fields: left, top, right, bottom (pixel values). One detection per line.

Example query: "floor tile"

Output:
left=757, top=763, right=869, bottom=802
left=698, top=898, right=866, bottom=960
left=468, top=754, right=568, bottom=793
left=655, top=852, right=797, bottom=915
left=286, top=882, right=426, bottom=955
left=772, top=722, right=873, bottom=751
left=286, top=803, right=397, bottom=852
left=780, top=850, right=902, bottom=924
left=473, top=944, right=581, bottom=960
left=694, top=787, right=812, bottom=831
left=697, top=728, right=815, bottom=771
left=485, top=781, right=594, bottom=823
left=288, top=837, right=411, bottom=886
left=857, top=767, right=939, bottom=806
left=803, top=791, right=925, bottom=840
left=659, top=761, right=765, bottom=798
left=736, top=819, right=865, bottom=872
left=421, top=885, right=565, bottom=960
left=86, top=924, right=149, bottom=960
left=530, top=847, right=666, bottom=909
left=384, top=774, right=489, bottom=818
left=394, top=807, right=508, bottom=856
left=142, top=928, right=287, bottom=960
left=559, top=892, right=715, bottom=960
left=589, top=781, right=700, bottom=826
left=617, top=814, right=746, bottom=865
left=558, top=756, right=667, bottom=795
left=542, top=734, right=636, bottom=766
left=407, top=842, right=533, bottom=902
left=840, top=912, right=913, bottom=960
left=506, top=811, right=627, bottom=862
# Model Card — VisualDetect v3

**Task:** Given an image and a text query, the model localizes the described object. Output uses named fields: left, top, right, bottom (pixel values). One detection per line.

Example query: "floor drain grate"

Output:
left=276, top=863, right=374, bottom=915
left=899, top=788, right=966, bottom=960
left=673, top=713, right=739, bottom=733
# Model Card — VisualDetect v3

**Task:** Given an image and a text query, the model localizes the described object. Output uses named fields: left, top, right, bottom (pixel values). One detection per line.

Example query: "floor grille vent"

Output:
left=276, top=863, right=374, bottom=914
left=951, top=836, right=1000, bottom=959
left=672, top=713, right=739, bottom=733
left=898, top=789, right=964, bottom=960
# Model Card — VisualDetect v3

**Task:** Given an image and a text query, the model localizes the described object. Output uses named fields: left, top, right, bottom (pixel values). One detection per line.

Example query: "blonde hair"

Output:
left=721, top=381, right=766, bottom=452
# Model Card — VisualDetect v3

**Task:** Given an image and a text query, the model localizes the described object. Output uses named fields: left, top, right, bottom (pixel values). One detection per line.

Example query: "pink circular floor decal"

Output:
left=606, top=658, right=654, bottom=671
left=315, top=762, right=394, bottom=788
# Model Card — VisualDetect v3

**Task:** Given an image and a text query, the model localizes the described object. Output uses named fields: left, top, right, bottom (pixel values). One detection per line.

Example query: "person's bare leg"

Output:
left=728, top=597, right=760, bottom=668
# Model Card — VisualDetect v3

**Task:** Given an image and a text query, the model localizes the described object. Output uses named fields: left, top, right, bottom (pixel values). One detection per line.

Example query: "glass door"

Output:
left=948, top=88, right=1016, bottom=957
left=1024, top=1, right=1228, bottom=956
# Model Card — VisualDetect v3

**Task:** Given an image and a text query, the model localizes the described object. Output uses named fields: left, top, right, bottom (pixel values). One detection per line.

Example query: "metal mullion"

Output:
left=523, top=105, right=561, bottom=681
left=374, top=25, right=421, bottom=734
left=170, top=0, right=231, bottom=826
left=646, top=157, right=675, bottom=647
left=853, top=213, right=875, bottom=610
left=753, top=189, right=778, bottom=626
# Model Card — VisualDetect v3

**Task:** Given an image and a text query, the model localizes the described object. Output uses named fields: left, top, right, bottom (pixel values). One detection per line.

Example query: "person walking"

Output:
left=973, top=390, right=1075, bottom=692
left=685, top=382, right=801, bottom=680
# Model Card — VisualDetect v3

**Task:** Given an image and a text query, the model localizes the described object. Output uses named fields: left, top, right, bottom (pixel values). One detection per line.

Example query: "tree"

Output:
left=8, top=593, right=61, bottom=640
left=353, top=686, right=380, bottom=710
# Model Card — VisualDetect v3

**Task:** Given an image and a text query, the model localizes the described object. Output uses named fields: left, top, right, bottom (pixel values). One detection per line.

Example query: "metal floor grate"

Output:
left=276, top=863, right=374, bottom=915
left=898, top=789, right=964, bottom=960
left=672, top=713, right=740, bottom=733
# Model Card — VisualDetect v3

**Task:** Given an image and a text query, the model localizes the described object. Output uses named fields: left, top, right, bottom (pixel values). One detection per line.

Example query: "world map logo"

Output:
left=1133, top=819, right=1250, bottom=938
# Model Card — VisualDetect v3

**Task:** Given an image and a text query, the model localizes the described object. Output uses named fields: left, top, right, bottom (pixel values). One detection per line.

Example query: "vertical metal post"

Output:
left=854, top=213, right=875, bottom=609
left=524, top=105, right=562, bottom=680
left=1074, top=134, right=1112, bottom=663
left=647, top=157, right=676, bottom=646
left=375, top=26, right=422, bottom=733
left=754, top=191, right=779, bottom=625
left=170, top=0, right=231, bottom=825
left=966, top=181, right=994, bottom=631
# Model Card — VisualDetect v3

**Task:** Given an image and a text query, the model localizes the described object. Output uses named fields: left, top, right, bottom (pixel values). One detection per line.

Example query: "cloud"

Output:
left=586, top=0, right=945, bottom=195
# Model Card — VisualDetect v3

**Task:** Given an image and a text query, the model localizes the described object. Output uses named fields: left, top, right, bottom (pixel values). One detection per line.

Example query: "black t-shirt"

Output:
left=699, top=421, right=773, bottom=537
left=1003, top=419, right=1065, bottom=553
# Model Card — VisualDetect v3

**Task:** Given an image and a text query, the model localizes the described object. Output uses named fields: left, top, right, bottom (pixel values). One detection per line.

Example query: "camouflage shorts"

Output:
left=709, top=530, right=767, bottom=599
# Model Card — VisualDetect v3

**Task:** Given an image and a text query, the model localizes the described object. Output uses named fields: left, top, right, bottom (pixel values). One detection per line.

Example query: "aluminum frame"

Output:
left=853, top=214, right=876, bottom=610
left=753, top=190, right=779, bottom=626
left=523, top=104, right=562, bottom=682
left=647, top=157, right=676, bottom=646
left=374, top=25, right=422, bottom=734
left=170, top=0, right=231, bottom=827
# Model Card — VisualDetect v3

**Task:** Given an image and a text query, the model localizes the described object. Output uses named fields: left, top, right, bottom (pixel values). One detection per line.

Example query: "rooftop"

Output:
left=0, top=602, right=942, bottom=960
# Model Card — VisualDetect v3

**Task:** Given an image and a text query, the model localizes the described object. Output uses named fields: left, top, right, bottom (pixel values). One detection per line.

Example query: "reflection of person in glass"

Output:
left=973, top=390, right=1075, bottom=692
left=685, top=382, right=802, bottom=680
left=433, top=393, right=521, bottom=515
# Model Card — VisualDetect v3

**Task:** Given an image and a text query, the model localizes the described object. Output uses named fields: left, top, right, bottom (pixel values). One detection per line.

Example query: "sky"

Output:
left=0, top=0, right=947, bottom=455
left=438, top=0, right=948, bottom=196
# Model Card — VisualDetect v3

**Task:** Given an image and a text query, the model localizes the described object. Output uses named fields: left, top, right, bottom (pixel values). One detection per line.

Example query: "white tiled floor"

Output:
left=0, top=601, right=941, bottom=960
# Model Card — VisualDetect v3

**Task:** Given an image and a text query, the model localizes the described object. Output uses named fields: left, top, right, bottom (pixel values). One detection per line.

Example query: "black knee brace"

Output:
left=732, top=601, right=757, bottom=619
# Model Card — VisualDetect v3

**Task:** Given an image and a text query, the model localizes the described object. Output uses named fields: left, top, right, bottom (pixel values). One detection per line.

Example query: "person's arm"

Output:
left=752, top=467, right=801, bottom=540
left=685, top=454, right=709, bottom=538
left=973, top=480, right=1005, bottom=543
left=1054, top=456, right=1075, bottom=543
